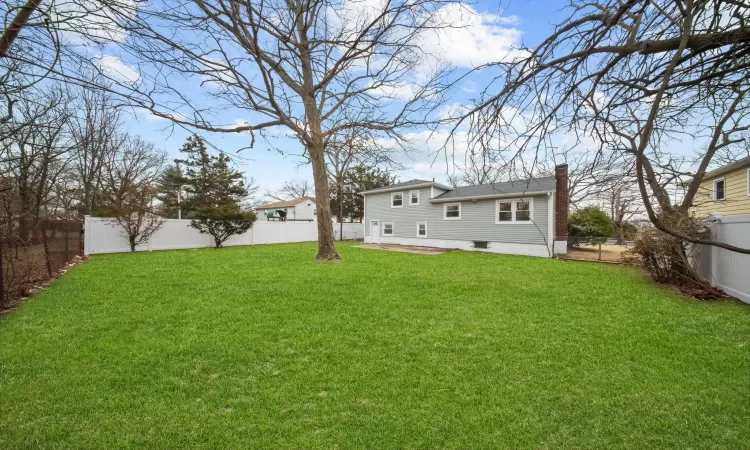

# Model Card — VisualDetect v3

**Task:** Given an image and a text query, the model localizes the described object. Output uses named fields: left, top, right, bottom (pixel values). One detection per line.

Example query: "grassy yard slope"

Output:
left=0, top=243, right=748, bottom=449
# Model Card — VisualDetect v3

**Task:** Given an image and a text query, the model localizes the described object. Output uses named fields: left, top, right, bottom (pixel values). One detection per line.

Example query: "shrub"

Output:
left=622, top=212, right=720, bottom=299
left=568, top=207, right=613, bottom=246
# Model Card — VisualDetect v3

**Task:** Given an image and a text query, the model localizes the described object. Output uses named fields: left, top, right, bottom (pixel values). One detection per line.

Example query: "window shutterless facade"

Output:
left=444, top=202, right=461, bottom=220
left=416, top=222, right=426, bottom=237
left=391, top=192, right=403, bottom=207
left=410, top=190, right=420, bottom=205
left=383, top=223, right=394, bottom=235
left=496, top=198, right=533, bottom=223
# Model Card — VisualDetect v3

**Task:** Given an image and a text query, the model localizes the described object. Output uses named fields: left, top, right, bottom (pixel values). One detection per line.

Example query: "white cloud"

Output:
left=96, top=55, right=140, bottom=84
left=494, top=15, right=520, bottom=26
left=461, top=81, right=477, bottom=93
left=52, top=0, right=138, bottom=44
left=418, top=4, right=527, bottom=69
left=200, top=58, right=236, bottom=90
left=369, top=81, right=419, bottom=101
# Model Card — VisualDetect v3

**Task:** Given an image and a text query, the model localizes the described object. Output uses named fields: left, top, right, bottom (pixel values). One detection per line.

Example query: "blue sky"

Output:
left=114, top=0, right=574, bottom=196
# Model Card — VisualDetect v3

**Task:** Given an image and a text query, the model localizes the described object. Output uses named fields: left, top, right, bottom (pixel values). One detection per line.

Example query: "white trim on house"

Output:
left=713, top=177, right=726, bottom=201
left=382, top=222, right=394, bottom=235
left=416, top=222, right=427, bottom=237
left=429, top=190, right=555, bottom=203
left=409, top=190, right=420, bottom=206
left=547, top=192, right=554, bottom=255
left=391, top=192, right=404, bottom=208
left=364, top=235, right=551, bottom=257
left=443, top=202, right=461, bottom=220
left=494, top=198, right=534, bottom=224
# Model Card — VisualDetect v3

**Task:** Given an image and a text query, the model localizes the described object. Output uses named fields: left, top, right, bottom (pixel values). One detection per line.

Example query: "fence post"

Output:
left=83, top=215, right=90, bottom=256
left=709, top=213, right=723, bottom=288
left=0, top=232, right=5, bottom=309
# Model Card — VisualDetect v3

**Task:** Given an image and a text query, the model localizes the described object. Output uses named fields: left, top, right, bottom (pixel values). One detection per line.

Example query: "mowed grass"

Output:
left=0, top=243, right=748, bottom=449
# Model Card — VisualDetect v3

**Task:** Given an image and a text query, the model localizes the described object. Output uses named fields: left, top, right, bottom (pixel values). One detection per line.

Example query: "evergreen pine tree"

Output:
left=177, top=135, right=256, bottom=247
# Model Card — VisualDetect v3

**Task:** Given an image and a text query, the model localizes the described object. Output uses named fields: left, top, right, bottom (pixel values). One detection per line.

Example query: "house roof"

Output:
left=702, top=155, right=750, bottom=180
left=359, top=179, right=452, bottom=195
left=429, top=176, right=556, bottom=202
left=256, top=196, right=316, bottom=209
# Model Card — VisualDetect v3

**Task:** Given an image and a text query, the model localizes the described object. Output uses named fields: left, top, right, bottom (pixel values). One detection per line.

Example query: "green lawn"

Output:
left=1, top=243, right=748, bottom=449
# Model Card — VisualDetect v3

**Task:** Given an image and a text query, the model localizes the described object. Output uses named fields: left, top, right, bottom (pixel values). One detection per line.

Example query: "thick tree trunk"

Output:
left=614, top=221, right=624, bottom=245
left=309, top=141, right=340, bottom=260
left=298, top=31, right=340, bottom=261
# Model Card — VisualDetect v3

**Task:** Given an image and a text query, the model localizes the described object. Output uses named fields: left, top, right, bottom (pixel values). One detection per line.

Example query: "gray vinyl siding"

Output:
left=364, top=186, right=550, bottom=244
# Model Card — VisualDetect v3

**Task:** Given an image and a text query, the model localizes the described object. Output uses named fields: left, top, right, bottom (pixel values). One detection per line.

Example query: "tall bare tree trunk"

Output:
left=299, top=25, right=340, bottom=261
left=308, top=140, right=340, bottom=260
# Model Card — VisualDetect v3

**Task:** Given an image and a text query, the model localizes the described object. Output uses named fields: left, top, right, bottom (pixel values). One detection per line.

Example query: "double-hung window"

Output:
left=713, top=178, right=725, bottom=201
left=444, top=203, right=461, bottom=220
left=391, top=192, right=403, bottom=207
left=383, top=223, right=394, bottom=235
left=417, top=222, right=427, bottom=237
left=410, top=190, right=420, bottom=205
left=496, top=199, right=533, bottom=223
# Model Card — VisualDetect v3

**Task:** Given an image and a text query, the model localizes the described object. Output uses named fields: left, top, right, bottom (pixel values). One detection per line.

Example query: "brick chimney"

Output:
left=554, top=164, right=569, bottom=244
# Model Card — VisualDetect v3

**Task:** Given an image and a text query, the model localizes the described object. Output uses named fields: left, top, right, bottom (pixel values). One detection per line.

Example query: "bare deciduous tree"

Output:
left=70, top=85, right=124, bottom=215
left=102, top=136, right=166, bottom=251
left=264, top=180, right=314, bottom=202
left=0, top=87, right=74, bottom=240
left=94, top=0, right=463, bottom=260
left=465, top=0, right=750, bottom=254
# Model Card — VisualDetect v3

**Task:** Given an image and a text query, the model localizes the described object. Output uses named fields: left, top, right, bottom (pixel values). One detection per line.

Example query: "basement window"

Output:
left=473, top=241, right=488, bottom=249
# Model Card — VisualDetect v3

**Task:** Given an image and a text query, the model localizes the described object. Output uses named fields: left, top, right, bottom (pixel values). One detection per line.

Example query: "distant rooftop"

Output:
left=257, top=196, right=316, bottom=209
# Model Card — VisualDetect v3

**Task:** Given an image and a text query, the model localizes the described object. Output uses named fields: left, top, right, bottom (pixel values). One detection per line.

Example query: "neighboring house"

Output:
left=691, top=156, right=750, bottom=218
left=360, top=165, right=570, bottom=257
left=256, top=196, right=317, bottom=221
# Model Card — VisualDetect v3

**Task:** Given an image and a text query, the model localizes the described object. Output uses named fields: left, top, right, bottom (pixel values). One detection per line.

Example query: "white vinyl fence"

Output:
left=691, top=214, right=750, bottom=304
left=84, top=216, right=364, bottom=255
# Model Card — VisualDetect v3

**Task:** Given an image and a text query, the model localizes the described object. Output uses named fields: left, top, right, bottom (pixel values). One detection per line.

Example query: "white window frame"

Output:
left=409, top=190, right=420, bottom=205
left=495, top=198, right=534, bottom=224
left=443, top=202, right=461, bottom=220
left=713, top=177, right=725, bottom=201
left=416, top=222, right=427, bottom=237
left=391, top=192, right=404, bottom=208
left=382, top=222, right=394, bottom=236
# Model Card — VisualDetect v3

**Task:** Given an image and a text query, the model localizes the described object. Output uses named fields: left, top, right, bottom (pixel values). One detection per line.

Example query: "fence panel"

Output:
left=84, top=217, right=363, bottom=255
left=1, top=220, right=82, bottom=310
left=695, top=214, right=750, bottom=304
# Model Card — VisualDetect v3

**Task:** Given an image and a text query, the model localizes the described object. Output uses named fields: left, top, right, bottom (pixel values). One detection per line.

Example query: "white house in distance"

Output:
left=256, top=196, right=317, bottom=221
left=359, top=165, right=570, bottom=258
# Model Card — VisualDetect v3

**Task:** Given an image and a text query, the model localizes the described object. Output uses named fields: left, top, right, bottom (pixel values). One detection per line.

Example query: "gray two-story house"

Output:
left=360, top=165, right=569, bottom=257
